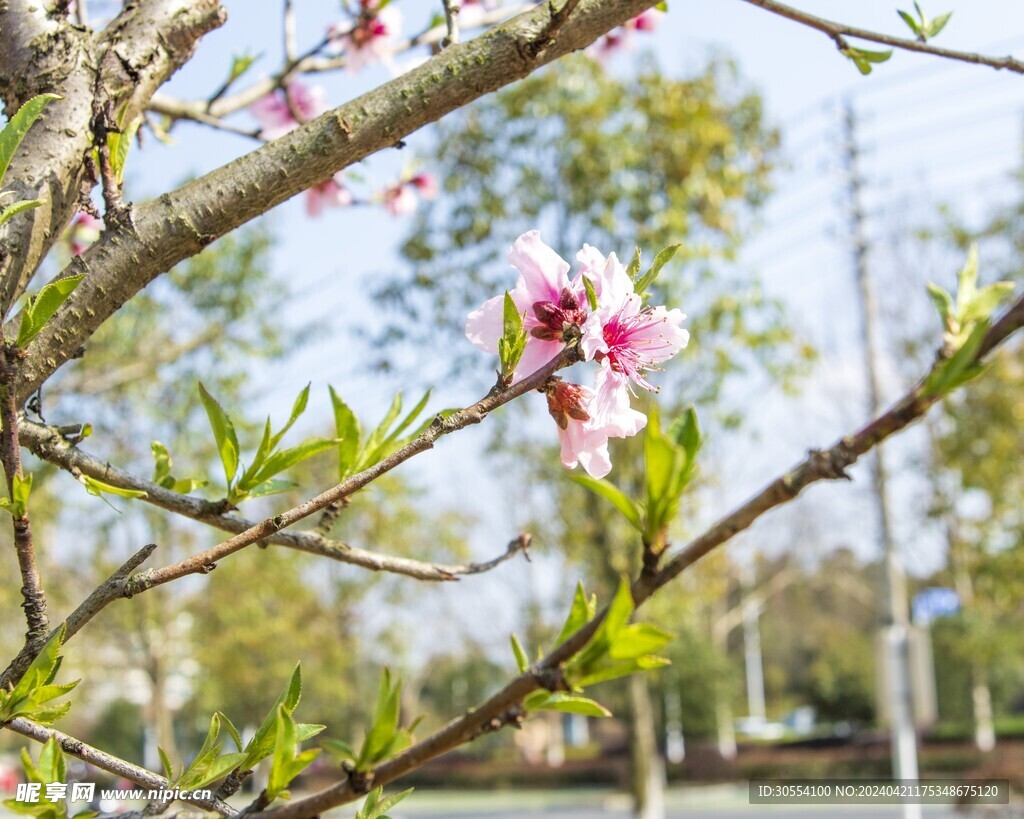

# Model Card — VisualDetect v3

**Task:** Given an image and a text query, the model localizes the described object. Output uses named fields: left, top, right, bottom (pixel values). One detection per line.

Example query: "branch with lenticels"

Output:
left=1, top=347, right=576, bottom=690
left=18, top=419, right=532, bottom=582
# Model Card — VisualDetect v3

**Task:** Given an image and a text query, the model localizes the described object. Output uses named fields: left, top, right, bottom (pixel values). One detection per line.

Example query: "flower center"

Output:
left=530, top=287, right=588, bottom=342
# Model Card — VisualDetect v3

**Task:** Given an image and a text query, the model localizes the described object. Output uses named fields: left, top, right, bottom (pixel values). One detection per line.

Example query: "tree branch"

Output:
left=2, top=717, right=234, bottom=817
left=740, top=0, right=1024, bottom=74
left=0, top=345, right=48, bottom=648
left=17, top=420, right=533, bottom=582
left=2, top=348, right=574, bottom=689
left=442, top=0, right=461, bottom=48
left=12, top=0, right=658, bottom=406
left=257, top=293, right=1024, bottom=819
left=0, top=0, right=226, bottom=319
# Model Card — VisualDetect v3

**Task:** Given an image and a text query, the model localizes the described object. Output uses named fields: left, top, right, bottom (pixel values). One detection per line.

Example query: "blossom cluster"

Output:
left=466, top=231, right=688, bottom=478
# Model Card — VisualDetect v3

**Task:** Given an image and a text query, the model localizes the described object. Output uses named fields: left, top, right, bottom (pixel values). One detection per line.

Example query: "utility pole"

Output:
left=842, top=100, right=921, bottom=819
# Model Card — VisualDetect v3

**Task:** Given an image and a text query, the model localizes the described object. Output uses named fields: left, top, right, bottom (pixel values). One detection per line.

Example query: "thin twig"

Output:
left=0, top=544, right=156, bottom=690
left=257, top=293, right=1024, bottom=819
left=0, top=345, right=48, bottom=650
left=2, top=718, right=234, bottom=817
left=74, top=0, right=87, bottom=27
left=4, top=350, right=575, bottom=686
left=283, top=0, right=298, bottom=63
left=146, top=3, right=535, bottom=124
left=18, top=421, right=534, bottom=582
left=442, top=0, right=460, bottom=47
left=741, top=0, right=1024, bottom=74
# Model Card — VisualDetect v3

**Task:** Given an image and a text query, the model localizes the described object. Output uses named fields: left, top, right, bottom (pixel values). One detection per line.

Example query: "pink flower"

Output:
left=544, top=380, right=612, bottom=478
left=382, top=182, right=417, bottom=216
left=249, top=82, right=326, bottom=140
left=306, top=174, right=354, bottom=217
left=68, top=212, right=101, bottom=255
left=329, top=0, right=403, bottom=74
left=465, top=231, right=589, bottom=381
left=410, top=173, right=439, bottom=200
left=590, top=9, right=663, bottom=58
left=580, top=246, right=688, bottom=428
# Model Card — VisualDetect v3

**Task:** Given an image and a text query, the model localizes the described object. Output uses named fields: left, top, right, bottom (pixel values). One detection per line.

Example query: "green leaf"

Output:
left=841, top=46, right=892, bottom=75
left=10, top=472, right=31, bottom=518
left=198, top=383, right=240, bottom=488
left=954, top=244, right=979, bottom=319
left=554, top=582, right=595, bottom=647
left=79, top=475, right=147, bottom=500
left=16, top=274, right=86, bottom=348
left=569, top=473, right=643, bottom=533
left=634, top=243, right=680, bottom=295
left=270, top=384, right=311, bottom=451
left=0, top=94, right=60, bottom=184
left=582, top=275, right=598, bottom=310
left=151, top=441, right=173, bottom=485
left=241, top=664, right=303, bottom=770
left=358, top=393, right=403, bottom=470
left=229, top=52, right=259, bottom=83
left=510, top=633, right=529, bottom=673
left=1, top=625, right=77, bottom=724
left=572, top=577, right=634, bottom=673
left=897, top=9, right=922, bottom=36
left=625, top=247, right=642, bottom=281
left=250, top=438, right=337, bottom=486
left=242, top=478, right=297, bottom=499
left=574, top=654, right=672, bottom=688
left=0, top=199, right=44, bottom=227
left=962, top=281, right=1015, bottom=326
left=498, top=291, right=527, bottom=377
left=608, top=623, right=673, bottom=660
left=927, top=11, right=951, bottom=38
left=924, top=319, right=990, bottom=396
left=267, top=706, right=319, bottom=802
left=108, top=115, right=140, bottom=183
left=158, top=746, right=175, bottom=781
left=218, top=712, right=244, bottom=753
left=370, top=788, right=414, bottom=819
left=387, top=389, right=432, bottom=442
left=530, top=692, right=612, bottom=718
left=357, top=668, right=413, bottom=771
left=330, top=387, right=362, bottom=480
left=925, top=281, right=954, bottom=327
left=655, top=1, right=668, bottom=10
left=322, top=738, right=355, bottom=762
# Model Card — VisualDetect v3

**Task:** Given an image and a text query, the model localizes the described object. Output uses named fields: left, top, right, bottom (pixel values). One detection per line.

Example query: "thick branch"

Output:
left=741, top=0, right=1024, bottom=74
left=18, top=420, right=532, bottom=582
left=2, top=717, right=234, bottom=817
left=13, top=0, right=657, bottom=405
left=0, top=0, right=226, bottom=318
left=258, top=294, right=1024, bottom=819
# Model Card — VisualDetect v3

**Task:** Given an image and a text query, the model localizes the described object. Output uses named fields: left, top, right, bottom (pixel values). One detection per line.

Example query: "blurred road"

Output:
left=385, top=786, right=985, bottom=818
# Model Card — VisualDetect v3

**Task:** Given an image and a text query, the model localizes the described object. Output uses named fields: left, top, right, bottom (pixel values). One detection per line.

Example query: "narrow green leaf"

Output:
left=572, top=577, right=635, bottom=673
left=198, top=383, right=240, bottom=487
left=608, top=623, right=674, bottom=660
left=372, top=788, right=415, bottom=818
left=251, top=438, right=337, bottom=486
left=582, top=275, right=598, bottom=310
left=897, top=9, right=922, bottom=36
left=322, top=738, right=355, bottom=762
left=532, top=692, right=612, bottom=718
left=925, top=281, right=954, bottom=327
left=634, top=243, right=680, bottom=295
left=79, top=475, right=147, bottom=500
left=11, top=472, right=31, bottom=518
left=927, top=11, right=951, bottom=37
left=0, top=94, right=60, bottom=183
left=270, top=384, right=311, bottom=451
left=0, top=199, right=44, bottom=227
left=962, top=281, right=1015, bottom=325
left=108, top=115, right=140, bottom=183
left=16, top=274, right=86, bottom=348
left=569, top=473, right=643, bottom=533
left=510, top=634, right=529, bottom=673
left=358, top=393, right=403, bottom=470
left=151, top=442, right=173, bottom=485
left=330, top=387, right=362, bottom=480
left=954, top=244, right=979, bottom=319
left=575, top=654, right=672, bottom=687
left=625, top=247, right=642, bottom=281
left=242, top=478, right=297, bottom=499
left=241, top=664, right=303, bottom=769
left=158, top=746, right=175, bottom=782
left=499, top=291, right=526, bottom=376
left=554, top=582, right=594, bottom=647
left=387, top=389, right=431, bottom=442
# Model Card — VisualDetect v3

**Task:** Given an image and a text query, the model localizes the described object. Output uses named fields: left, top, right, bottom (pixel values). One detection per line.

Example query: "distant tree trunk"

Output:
left=971, top=668, right=996, bottom=753
left=715, top=697, right=737, bottom=761
left=628, top=674, right=665, bottom=819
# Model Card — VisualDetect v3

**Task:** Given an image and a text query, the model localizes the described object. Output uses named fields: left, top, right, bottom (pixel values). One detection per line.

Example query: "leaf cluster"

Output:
left=0, top=627, right=78, bottom=726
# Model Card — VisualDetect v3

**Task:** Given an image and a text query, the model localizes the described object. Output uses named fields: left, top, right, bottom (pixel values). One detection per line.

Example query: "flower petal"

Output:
left=464, top=294, right=505, bottom=354
left=509, top=231, right=570, bottom=303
